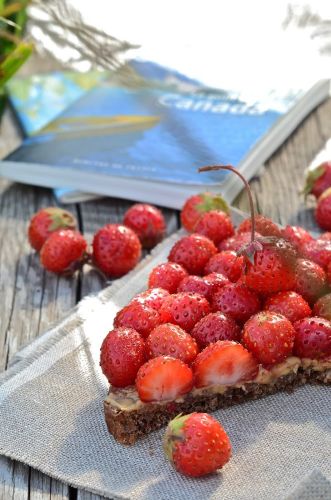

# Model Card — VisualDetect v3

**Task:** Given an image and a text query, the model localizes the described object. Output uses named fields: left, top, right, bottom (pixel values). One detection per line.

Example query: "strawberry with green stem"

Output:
left=303, top=161, right=331, bottom=199
left=28, top=207, right=77, bottom=251
left=180, top=192, right=229, bottom=232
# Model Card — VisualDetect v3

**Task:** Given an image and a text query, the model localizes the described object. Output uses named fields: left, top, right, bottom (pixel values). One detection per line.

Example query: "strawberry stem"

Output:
left=199, top=165, right=256, bottom=242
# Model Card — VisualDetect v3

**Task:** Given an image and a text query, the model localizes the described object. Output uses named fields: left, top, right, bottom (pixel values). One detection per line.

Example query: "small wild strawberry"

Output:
left=294, top=258, right=327, bottom=303
left=168, top=234, right=217, bottom=275
left=123, top=203, right=166, bottom=249
left=282, top=225, right=313, bottom=253
left=146, top=323, right=198, bottom=364
left=204, top=251, right=244, bottom=282
left=191, top=311, right=241, bottom=348
left=195, top=210, right=234, bottom=245
left=293, top=317, right=331, bottom=359
left=180, top=192, right=229, bottom=232
left=302, top=238, right=331, bottom=269
left=163, top=413, right=232, bottom=477
left=114, top=302, right=161, bottom=338
left=28, top=207, right=77, bottom=251
left=148, top=262, right=188, bottom=293
left=303, top=161, right=331, bottom=199
left=211, top=283, right=261, bottom=324
left=159, top=292, right=210, bottom=332
left=264, top=291, right=312, bottom=323
left=218, top=231, right=262, bottom=252
left=40, top=229, right=87, bottom=274
left=130, top=287, right=170, bottom=310
left=237, top=214, right=282, bottom=238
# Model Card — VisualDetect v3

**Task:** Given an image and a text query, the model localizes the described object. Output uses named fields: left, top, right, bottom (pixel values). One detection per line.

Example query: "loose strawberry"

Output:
left=191, top=312, right=241, bottom=348
left=294, top=258, right=327, bottom=303
left=242, top=311, right=295, bottom=366
left=195, top=210, right=234, bottom=245
left=168, top=234, right=217, bottom=275
left=114, top=302, right=161, bottom=338
left=218, top=231, right=262, bottom=252
left=302, top=238, right=331, bottom=269
left=28, top=207, right=77, bottom=251
left=123, top=203, right=166, bottom=249
left=282, top=225, right=313, bottom=253
left=164, top=413, right=231, bottom=477
left=193, top=340, right=258, bottom=387
left=204, top=251, right=244, bottom=282
left=237, top=214, right=282, bottom=238
left=180, top=192, right=229, bottom=232
left=100, top=327, right=145, bottom=387
left=146, top=323, right=198, bottom=364
left=303, top=161, right=331, bottom=198
left=313, top=294, right=331, bottom=321
left=211, top=283, right=261, bottom=324
left=159, top=292, right=211, bottom=332
left=92, top=224, right=141, bottom=277
left=135, top=356, right=193, bottom=402
left=40, top=229, right=87, bottom=274
left=148, top=262, right=188, bottom=293
left=315, top=187, right=331, bottom=231
left=293, top=317, right=331, bottom=359
left=264, top=291, right=312, bottom=323
left=130, top=287, right=170, bottom=310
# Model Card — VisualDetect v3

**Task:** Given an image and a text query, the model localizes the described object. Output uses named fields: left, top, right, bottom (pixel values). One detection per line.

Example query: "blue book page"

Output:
left=7, top=84, right=285, bottom=186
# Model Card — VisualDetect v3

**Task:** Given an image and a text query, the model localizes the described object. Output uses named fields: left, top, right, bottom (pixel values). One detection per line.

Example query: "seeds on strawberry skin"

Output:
left=191, top=312, right=241, bottom=348
left=135, top=356, right=193, bottom=402
left=313, top=294, right=331, bottom=321
left=163, top=413, right=232, bottom=477
left=218, top=231, right=262, bottom=252
left=159, top=292, right=211, bottom=332
left=282, top=225, right=313, bottom=253
left=315, top=187, right=331, bottom=231
left=148, top=262, right=188, bottom=293
left=114, top=302, right=161, bottom=338
left=146, top=323, right=198, bottom=364
left=180, top=192, right=229, bottom=232
left=28, top=207, right=77, bottom=251
left=123, top=203, right=166, bottom=249
left=40, top=229, right=87, bottom=274
left=264, top=291, right=312, bottom=323
left=293, top=317, right=331, bottom=359
left=294, top=258, right=327, bottom=303
left=130, top=287, right=170, bottom=310
left=195, top=210, right=234, bottom=245
left=211, top=283, right=261, bottom=324
left=168, top=234, right=217, bottom=275
left=302, top=239, right=331, bottom=269
left=237, top=215, right=282, bottom=238
left=204, top=251, right=244, bottom=282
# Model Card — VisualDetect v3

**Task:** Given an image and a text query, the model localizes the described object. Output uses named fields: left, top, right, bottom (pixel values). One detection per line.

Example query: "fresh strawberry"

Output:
left=148, top=262, right=188, bottom=293
left=315, top=187, right=331, bottom=231
left=163, top=413, right=231, bottom=477
left=303, top=161, right=331, bottom=198
left=146, top=323, right=198, bottom=364
left=204, top=272, right=231, bottom=295
left=159, top=292, right=211, bottom=332
left=193, top=340, right=258, bottom=387
left=242, top=311, right=295, bottom=366
left=123, top=203, right=166, bottom=249
left=218, top=231, right=262, bottom=252
left=135, top=356, right=193, bottom=402
left=100, top=327, right=145, bottom=387
left=28, top=207, right=77, bottom=251
left=293, top=317, right=331, bottom=359
left=130, top=287, right=170, bottom=310
left=168, top=234, right=217, bottom=275
left=180, top=192, right=229, bottom=232
left=204, top=251, right=244, bottom=282
left=264, top=291, right=312, bottom=323
left=114, top=302, right=161, bottom=338
left=313, top=294, right=331, bottom=321
left=191, top=312, right=241, bottom=348
left=40, top=229, right=87, bottom=274
left=211, top=283, right=261, bottom=324
left=237, top=215, right=282, bottom=238
left=177, top=275, right=213, bottom=299
left=294, top=258, right=327, bottom=303
left=328, top=261, right=331, bottom=284
left=319, top=232, right=331, bottom=241
left=302, top=238, right=331, bottom=269
left=282, top=225, right=313, bottom=253
left=195, top=210, right=234, bottom=245
left=243, top=238, right=297, bottom=295
left=92, top=224, right=141, bottom=277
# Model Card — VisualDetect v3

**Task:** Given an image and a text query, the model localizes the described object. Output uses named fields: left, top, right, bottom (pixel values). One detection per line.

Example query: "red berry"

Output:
left=315, top=188, right=331, bottom=231
left=319, top=232, right=331, bottom=241
left=294, top=259, right=327, bottom=303
left=148, top=262, right=188, bottom=293
left=195, top=210, right=234, bottom=245
left=243, top=238, right=297, bottom=295
left=130, top=287, right=170, bottom=310
left=92, top=224, right=141, bottom=277
left=193, top=340, right=259, bottom=387
left=135, top=356, right=193, bottom=402
left=40, top=229, right=87, bottom=274
left=191, top=312, right=241, bottom=348
left=159, top=292, right=211, bottom=332
left=204, top=272, right=231, bottom=295
left=146, top=323, right=198, bottom=364
left=123, top=203, right=166, bottom=249
left=177, top=275, right=213, bottom=299
left=282, top=225, right=313, bottom=252
left=302, top=239, right=331, bottom=269
left=293, top=317, right=331, bottom=359
left=237, top=215, right=282, bottom=238
left=211, top=283, right=261, bottom=324
left=180, top=193, right=229, bottom=232
left=164, top=413, right=231, bottom=477
left=28, top=207, right=77, bottom=251
left=100, top=327, right=145, bottom=387
left=304, top=161, right=331, bottom=198
left=242, top=311, right=295, bottom=366
left=264, top=291, right=311, bottom=323
left=328, top=261, right=331, bottom=284
left=169, top=234, right=217, bottom=275
left=313, top=294, right=331, bottom=321
left=218, top=231, right=262, bottom=252
left=204, top=251, right=244, bottom=282
left=114, top=302, right=161, bottom=338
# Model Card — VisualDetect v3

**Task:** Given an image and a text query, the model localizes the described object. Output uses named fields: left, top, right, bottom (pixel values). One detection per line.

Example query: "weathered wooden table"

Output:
left=0, top=66, right=331, bottom=499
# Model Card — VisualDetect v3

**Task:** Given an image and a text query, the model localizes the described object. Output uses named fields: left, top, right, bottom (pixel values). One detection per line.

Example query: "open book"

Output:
left=3, top=62, right=330, bottom=208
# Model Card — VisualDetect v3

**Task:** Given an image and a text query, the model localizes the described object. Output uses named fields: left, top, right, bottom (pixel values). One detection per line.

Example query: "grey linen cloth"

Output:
left=0, top=225, right=330, bottom=500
